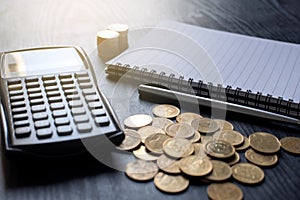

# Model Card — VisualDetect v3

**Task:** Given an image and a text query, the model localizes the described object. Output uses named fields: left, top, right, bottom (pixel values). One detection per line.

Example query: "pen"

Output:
left=138, top=84, right=300, bottom=125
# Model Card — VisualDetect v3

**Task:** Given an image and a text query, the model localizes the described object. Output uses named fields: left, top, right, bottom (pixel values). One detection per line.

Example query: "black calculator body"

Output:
left=0, top=46, right=124, bottom=158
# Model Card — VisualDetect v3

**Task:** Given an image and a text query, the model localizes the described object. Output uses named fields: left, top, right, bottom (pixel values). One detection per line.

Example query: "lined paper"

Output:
left=108, top=21, right=300, bottom=102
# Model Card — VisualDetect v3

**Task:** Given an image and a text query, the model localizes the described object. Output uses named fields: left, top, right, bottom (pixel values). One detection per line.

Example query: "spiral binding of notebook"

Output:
left=105, top=63, right=300, bottom=119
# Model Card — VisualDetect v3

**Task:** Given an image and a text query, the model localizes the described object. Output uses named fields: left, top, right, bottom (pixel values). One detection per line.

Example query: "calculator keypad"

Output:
left=6, top=70, right=117, bottom=146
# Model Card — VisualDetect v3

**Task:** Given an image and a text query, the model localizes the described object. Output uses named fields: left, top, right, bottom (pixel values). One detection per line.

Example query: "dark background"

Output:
left=0, top=0, right=299, bottom=199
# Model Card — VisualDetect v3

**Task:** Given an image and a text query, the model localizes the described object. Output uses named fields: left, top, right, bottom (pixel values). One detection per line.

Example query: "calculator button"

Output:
left=45, top=86, right=59, bottom=92
left=33, top=112, right=48, bottom=121
left=8, top=84, right=22, bottom=91
left=48, top=96, right=62, bottom=103
left=9, top=90, right=23, bottom=96
left=77, top=123, right=92, bottom=133
left=88, top=102, right=102, bottom=109
left=91, top=109, right=106, bottom=117
left=8, top=78, right=21, bottom=85
left=30, top=99, right=44, bottom=106
left=79, top=82, right=92, bottom=89
left=71, top=107, right=86, bottom=116
left=60, top=78, right=74, bottom=85
left=13, top=113, right=29, bottom=121
left=55, top=118, right=70, bottom=126
left=59, top=73, right=72, bottom=79
left=50, top=103, right=65, bottom=110
left=35, top=120, right=50, bottom=129
left=82, top=88, right=96, bottom=96
left=85, top=95, right=99, bottom=102
left=42, top=75, right=55, bottom=81
left=11, top=101, right=26, bottom=108
left=74, top=115, right=89, bottom=124
left=26, top=82, right=40, bottom=88
left=57, top=126, right=73, bottom=136
left=77, top=77, right=90, bottom=83
left=31, top=105, right=46, bottom=113
left=14, top=120, right=30, bottom=128
left=75, top=71, right=89, bottom=78
left=37, top=128, right=53, bottom=139
left=52, top=110, right=67, bottom=118
left=95, top=116, right=110, bottom=126
left=15, top=127, right=31, bottom=138
left=69, top=100, right=83, bottom=108
left=62, top=84, right=76, bottom=90
left=43, top=80, right=57, bottom=86
left=65, top=89, right=78, bottom=95
left=47, top=91, right=60, bottom=97
left=66, top=94, right=80, bottom=101
left=27, top=88, right=41, bottom=94
left=10, top=95, right=25, bottom=102
left=28, top=93, right=43, bottom=99
left=25, top=77, right=39, bottom=83
left=12, top=107, right=27, bottom=114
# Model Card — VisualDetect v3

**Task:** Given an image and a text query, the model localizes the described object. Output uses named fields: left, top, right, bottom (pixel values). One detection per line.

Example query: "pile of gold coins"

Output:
left=117, top=104, right=300, bottom=199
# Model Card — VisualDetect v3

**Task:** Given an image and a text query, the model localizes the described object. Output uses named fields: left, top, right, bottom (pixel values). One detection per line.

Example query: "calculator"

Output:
left=0, top=46, right=124, bottom=158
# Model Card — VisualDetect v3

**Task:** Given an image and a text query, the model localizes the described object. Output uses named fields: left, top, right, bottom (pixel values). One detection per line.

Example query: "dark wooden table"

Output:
left=1, top=0, right=299, bottom=199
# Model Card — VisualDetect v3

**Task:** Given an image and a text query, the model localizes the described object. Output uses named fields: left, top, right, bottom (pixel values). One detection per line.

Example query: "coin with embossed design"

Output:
left=156, top=154, right=181, bottom=174
left=116, top=129, right=141, bottom=151
left=191, top=118, right=219, bottom=134
left=145, top=133, right=170, bottom=154
left=232, top=163, right=264, bottom=184
left=152, top=117, right=174, bottom=129
left=176, top=112, right=202, bottom=124
left=245, top=148, right=278, bottom=167
left=152, top=104, right=180, bottom=118
left=154, top=172, right=189, bottom=193
left=205, top=160, right=232, bottom=181
left=249, top=132, right=280, bottom=154
left=138, top=126, right=165, bottom=143
left=126, top=159, right=158, bottom=181
left=207, top=182, right=243, bottom=200
left=205, top=140, right=235, bottom=159
left=280, top=137, right=300, bottom=155
left=216, top=130, right=244, bottom=146
left=165, top=123, right=195, bottom=139
left=133, top=145, right=160, bottom=161
left=180, top=155, right=213, bottom=176
left=163, top=138, right=194, bottom=158
left=214, top=119, right=234, bottom=130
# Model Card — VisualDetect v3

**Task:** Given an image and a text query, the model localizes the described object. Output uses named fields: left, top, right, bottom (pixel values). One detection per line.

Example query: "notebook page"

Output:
left=108, top=21, right=300, bottom=102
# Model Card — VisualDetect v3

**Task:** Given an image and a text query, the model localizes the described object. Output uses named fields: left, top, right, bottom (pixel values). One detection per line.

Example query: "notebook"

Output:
left=106, top=21, right=300, bottom=119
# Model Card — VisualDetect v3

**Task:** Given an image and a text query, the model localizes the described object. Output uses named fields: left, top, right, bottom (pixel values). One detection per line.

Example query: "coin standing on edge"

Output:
left=126, top=159, right=158, bottom=181
left=124, top=114, right=152, bottom=129
left=152, top=104, right=180, bottom=118
left=154, top=172, right=189, bottom=193
left=249, top=132, right=280, bottom=154
left=116, top=129, right=141, bottom=151
left=207, top=182, right=243, bottom=200
left=280, top=137, right=300, bottom=155
left=232, top=162, right=265, bottom=184
left=245, top=148, right=278, bottom=167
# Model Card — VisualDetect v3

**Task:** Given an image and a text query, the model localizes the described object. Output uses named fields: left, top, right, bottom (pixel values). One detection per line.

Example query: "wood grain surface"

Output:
left=0, top=0, right=299, bottom=200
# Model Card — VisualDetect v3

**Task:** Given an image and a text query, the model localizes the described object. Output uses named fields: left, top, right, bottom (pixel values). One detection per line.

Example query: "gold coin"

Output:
left=180, top=155, right=213, bottom=176
left=125, top=159, right=158, bottom=181
left=224, top=152, right=240, bottom=166
left=138, top=125, right=165, bottom=143
left=193, top=143, right=210, bottom=160
left=176, top=112, right=202, bottom=124
left=152, top=104, right=180, bottom=118
left=163, top=138, right=194, bottom=158
left=189, top=131, right=201, bottom=143
left=191, top=118, right=219, bottom=134
left=232, top=163, right=264, bottom=184
left=152, top=117, right=173, bottom=129
left=207, top=182, right=243, bottom=200
left=245, top=149, right=278, bottom=167
left=144, top=133, right=171, bottom=154
left=205, top=140, right=235, bottom=159
left=133, top=145, right=160, bottom=161
left=280, top=136, right=300, bottom=155
left=215, top=130, right=244, bottom=146
left=165, top=123, right=195, bottom=138
left=205, top=160, right=232, bottom=182
left=116, top=129, right=141, bottom=151
left=154, top=172, right=189, bottom=193
left=124, top=114, right=152, bottom=129
left=214, top=119, right=234, bottom=130
left=156, top=154, right=181, bottom=174
left=235, top=136, right=250, bottom=151
left=249, top=132, right=280, bottom=154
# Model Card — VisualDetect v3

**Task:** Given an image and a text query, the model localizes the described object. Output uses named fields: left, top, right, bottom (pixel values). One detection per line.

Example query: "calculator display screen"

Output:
left=2, top=48, right=85, bottom=78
